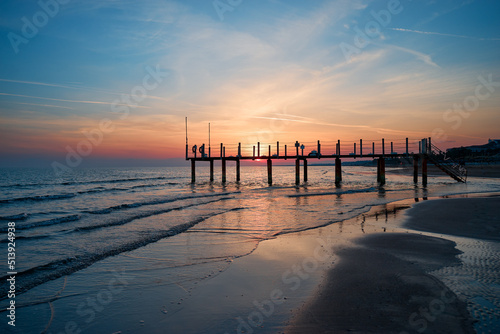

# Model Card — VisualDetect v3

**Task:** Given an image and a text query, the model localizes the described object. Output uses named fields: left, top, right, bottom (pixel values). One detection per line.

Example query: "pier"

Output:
left=186, top=136, right=467, bottom=186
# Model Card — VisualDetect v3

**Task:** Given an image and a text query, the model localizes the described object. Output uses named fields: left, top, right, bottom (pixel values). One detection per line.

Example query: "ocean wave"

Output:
left=0, top=215, right=82, bottom=232
left=74, top=197, right=234, bottom=232
left=0, top=176, right=181, bottom=189
left=287, top=187, right=378, bottom=198
left=0, top=196, right=237, bottom=242
left=0, top=193, right=76, bottom=204
left=86, top=192, right=239, bottom=214
left=0, top=212, right=30, bottom=221
left=0, top=182, right=183, bottom=205
left=0, top=208, right=243, bottom=301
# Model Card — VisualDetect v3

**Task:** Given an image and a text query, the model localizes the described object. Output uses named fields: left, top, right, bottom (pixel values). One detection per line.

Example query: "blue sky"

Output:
left=0, top=0, right=499, bottom=167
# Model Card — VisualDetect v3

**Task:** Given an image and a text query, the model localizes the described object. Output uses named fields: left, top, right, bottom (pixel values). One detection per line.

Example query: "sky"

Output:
left=0, top=0, right=499, bottom=167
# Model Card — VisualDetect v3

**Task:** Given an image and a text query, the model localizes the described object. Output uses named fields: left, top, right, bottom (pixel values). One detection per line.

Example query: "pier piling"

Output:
left=295, top=159, right=300, bottom=185
left=222, top=158, right=226, bottom=183
left=413, top=155, right=419, bottom=183
left=422, top=156, right=428, bottom=186
left=304, top=159, right=308, bottom=182
left=377, top=158, right=386, bottom=185
left=236, top=159, right=240, bottom=183
left=210, top=159, right=214, bottom=182
left=267, top=159, right=272, bottom=185
left=191, top=160, right=196, bottom=183
left=335, top=157, right=342, bottom=184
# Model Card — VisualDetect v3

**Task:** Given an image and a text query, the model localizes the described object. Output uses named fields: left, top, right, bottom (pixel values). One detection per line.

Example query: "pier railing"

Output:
left=187, top=138, right=421, bottom=160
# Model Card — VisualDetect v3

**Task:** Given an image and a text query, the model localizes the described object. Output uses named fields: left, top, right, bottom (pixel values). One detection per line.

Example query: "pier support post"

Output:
left=236, top=159, right=240, bottom=183
left=267, top=159, right=272, bottom=185
left=295, top=159, right=300, bottom=185
left=422, top=155, right=428, bottom=186
left=413, top=155, right=419, bottom=183
left=210, top=159, right=214, bottom=182
left=222, top=159, right=226, bottom=183
left=377, top=158, right=385, bottom=185
left=191, top=160, right=195, bottom=183
left=304, top=159, right=308, bottom=182
left=335, top=157, right=342, bottom=184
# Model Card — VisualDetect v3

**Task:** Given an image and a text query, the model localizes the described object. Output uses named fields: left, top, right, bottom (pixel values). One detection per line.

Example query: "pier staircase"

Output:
left=426, top=142, right=467, bottom=183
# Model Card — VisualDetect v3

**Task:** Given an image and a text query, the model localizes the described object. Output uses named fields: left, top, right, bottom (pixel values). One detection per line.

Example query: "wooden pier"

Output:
left=186, top=137, right=467, bottom=186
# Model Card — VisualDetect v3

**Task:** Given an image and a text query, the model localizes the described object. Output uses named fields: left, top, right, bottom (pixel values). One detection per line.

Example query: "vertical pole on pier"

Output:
left=277, top=141, right=280, bottom=157
left=295, top=159, right=300, bottom=185
left=267, top=159, right=272, bottom=185
left=253, top=146, right=255, bottom=160
left=354, top=142, right=357, bottom=159
left=236, top=159, right=240, bottom=183
left=382, top=138, right=385, bottom=157
left=258, top=142, right=260, bottom=158
left=317, top=140, right=321, bottom=157
left=360, top=139, right=363, bottom=157
left=335, top=158, right=342, bottom=184
left=185, top=117, right=189, bottom=160
left=285, top=145, right=287, bottom=160
left=413, top=155, right=419, bottom=183
left=268, top=145, right=271, bottom=157
left=377, top=158, right=385, bottom=185
left=191, top=159, right=196, bottom=183
left=238, top=143, right=241, bottom=157
left=220, top=143, right=223, bottom=158
left=222, top=158, right=226, bottom=184
left=337, top=140, right=341, bottom=155
left=391, top=142, right=393, bottom=154
left=223, top=146, right=226, bottom=158
left=406, top=138, right=409, bottom=156
left=372, top=142, right=375, bottom=155
left=210, top=159, right=214, bottom=182
left=422, top=155, right=428, bottom=187
left=304, top=159, right=308, bottom=182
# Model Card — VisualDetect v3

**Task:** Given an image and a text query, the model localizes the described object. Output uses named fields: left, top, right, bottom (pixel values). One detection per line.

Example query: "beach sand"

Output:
left=9, top=195, right=499, bottom=333
left=286, top=196, right=500, bottom=333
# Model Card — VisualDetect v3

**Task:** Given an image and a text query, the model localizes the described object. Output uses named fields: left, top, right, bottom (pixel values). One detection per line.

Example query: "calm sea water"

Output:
left=1, top=165, right=499, bottom=332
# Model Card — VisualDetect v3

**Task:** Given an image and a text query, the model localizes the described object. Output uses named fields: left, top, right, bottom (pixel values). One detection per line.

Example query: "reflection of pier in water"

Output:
left=186, top=134, right=467, bottom=186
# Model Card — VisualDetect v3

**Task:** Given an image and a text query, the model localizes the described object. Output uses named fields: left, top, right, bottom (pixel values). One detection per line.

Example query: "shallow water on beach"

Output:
left=1, top=165, right=500, bottom=333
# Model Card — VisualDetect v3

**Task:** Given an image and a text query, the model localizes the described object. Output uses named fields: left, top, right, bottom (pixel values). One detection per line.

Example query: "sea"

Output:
left=1, top=165, right=499, bottom=333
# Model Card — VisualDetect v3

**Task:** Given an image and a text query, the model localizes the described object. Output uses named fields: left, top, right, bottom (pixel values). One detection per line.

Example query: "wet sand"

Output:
left=287, top=197, right=500, bottom=333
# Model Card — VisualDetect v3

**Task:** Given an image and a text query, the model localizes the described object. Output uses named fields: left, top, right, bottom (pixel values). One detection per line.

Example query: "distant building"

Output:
left=446, top=139, right=500, bottom=155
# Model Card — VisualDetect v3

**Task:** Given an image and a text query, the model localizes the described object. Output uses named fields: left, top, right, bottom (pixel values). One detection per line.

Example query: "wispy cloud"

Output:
left=0, top=93, right=150, bottom=108
left=382, top=43, right=440, bottom=67
left=389, top=28, right=500, bottom=41
left=2, top=101, right=75, bottom=110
